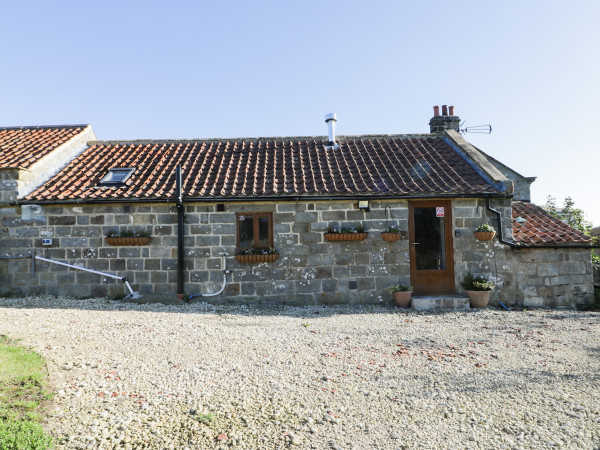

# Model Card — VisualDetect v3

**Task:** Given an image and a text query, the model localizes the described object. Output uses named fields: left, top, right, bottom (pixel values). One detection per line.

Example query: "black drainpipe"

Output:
left=176, top=166, right=185, bottom=300
left=486, top=198, right=518, bottom=248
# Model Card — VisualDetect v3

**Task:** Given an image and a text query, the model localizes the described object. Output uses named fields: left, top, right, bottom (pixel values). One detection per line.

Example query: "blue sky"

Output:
left=3, top=1, right=599, bottom=225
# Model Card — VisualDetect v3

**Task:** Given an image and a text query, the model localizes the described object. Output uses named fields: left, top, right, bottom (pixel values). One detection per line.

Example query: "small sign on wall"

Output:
left=436, top=207, right=445, bottom=217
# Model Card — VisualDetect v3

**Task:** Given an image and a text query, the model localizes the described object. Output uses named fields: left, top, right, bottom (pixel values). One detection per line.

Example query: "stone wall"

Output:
left=510, top=248, right=594, bottom=308
left=0, top=200, right=410, bottom=303
left=451, top=198, right=516, bottom=304
left=0, top=196, right=594, bottom=307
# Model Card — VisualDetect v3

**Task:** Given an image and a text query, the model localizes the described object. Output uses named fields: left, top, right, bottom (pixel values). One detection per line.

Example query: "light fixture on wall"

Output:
left=358, top=200, right=370, bottom=212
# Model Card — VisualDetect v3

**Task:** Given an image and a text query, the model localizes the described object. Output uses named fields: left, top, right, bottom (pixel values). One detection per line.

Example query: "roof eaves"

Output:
left=17, top=191, right=509, bottom=205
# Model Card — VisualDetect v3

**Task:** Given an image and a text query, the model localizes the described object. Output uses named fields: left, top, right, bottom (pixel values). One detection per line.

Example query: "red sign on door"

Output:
left=436, top=207, right=445, bottom=217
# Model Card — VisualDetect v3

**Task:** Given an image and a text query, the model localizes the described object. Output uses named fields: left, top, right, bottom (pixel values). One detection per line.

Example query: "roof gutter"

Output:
left=15, top=192, right=511, bottom=206
left=485, top=198, right=518, bottom=248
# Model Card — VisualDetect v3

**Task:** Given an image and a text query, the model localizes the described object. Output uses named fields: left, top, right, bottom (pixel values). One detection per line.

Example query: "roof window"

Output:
left=98, top=168, right=134, bottom=186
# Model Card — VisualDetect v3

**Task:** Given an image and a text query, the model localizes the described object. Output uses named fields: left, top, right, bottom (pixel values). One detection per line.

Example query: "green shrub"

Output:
left=461, top=271, right=494, bottom=291
left=386, top=283, right=413, bottom=293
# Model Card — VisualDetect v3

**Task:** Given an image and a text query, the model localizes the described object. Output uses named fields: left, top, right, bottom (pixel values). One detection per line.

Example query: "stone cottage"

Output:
left=0, top=107, right=594, bottom=307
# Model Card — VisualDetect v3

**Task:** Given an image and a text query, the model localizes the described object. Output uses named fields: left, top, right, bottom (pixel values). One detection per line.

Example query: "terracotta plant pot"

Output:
left=324, top=233, right=368, bottom=242
left=465, top=290, right=490, bottom=308
left=381, top=232, right=400, bottom=242
left=474, top=231, right=496, bottom=241
left=235, top=253, right=279, bottom=263
left=106, top=237, right=151, bottom=246
left=393, top=291, right=412, bottom=308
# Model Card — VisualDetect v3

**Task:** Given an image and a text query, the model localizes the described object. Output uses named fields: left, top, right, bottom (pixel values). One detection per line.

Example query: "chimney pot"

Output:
left=429, top=105, right=460, bottom=133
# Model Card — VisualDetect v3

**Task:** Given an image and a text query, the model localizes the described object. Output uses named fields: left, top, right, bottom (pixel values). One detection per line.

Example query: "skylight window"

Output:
left=98, top=168, right=134, bottom=186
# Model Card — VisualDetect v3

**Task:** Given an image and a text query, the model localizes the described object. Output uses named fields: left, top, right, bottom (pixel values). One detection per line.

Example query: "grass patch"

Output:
left=0, top=335, right=53, bottom=449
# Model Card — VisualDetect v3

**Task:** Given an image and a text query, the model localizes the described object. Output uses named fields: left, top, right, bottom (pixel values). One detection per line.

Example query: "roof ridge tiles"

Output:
left=0, top=124, right=89, bottom=131
left=88, top=133, right=433, bottom=146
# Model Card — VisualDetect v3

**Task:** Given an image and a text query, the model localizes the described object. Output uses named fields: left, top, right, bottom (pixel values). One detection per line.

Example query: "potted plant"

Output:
left=474, top=224, right=496, bottom=241
left=235, top=247, right=279, bottom=263
left=324, top=225, right=368, bottom=242
left=106, top=230, right=152, bottom=246
left=461, top=271, right=494, bottom=308
left=385, top=283, right=413, bottom=308
left=381, top=224, right=401, bottom=242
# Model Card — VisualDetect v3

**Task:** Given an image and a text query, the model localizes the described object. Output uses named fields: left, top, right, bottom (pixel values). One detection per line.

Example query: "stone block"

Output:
left=297, top=279, right=321, bottom=293
left=321, top=210, right=347, bottom=222
left=155, top=214, right=177, bottom=225
left=110, top=259, right=125, bottom=271
left=71, top=226, right=101, bottom=237
left=537, top=264, right=559, bottom=277
left=220, top=235, right=236, bottom=246
left=350, top=266, right=367, bottom=277
left=212, top=224, right=235, bottom=235
left=241, top=283, right=255, bottom=295
left=86, top=259, right=109, bottom=271
left=334, top=254, right=353, bottom=265
left=161, top=258, right=177, bottom=271
left=274, top=223, right=291, bottom=233
left=154, top=225, right=174, bottom=235
left=195, top=236, right=220, bottom=246
left=333, top=266, right=351, bottom=278
left=151, top=271, right=168, bottom=283
left=118, top=248, right=140, bottom=258
left=209, top=213, right=235, bottom=224
left=310, top=222, right=328, bottom=232
left=315, top=267, right=332, bottom=279
left=61, top=238, right=88, bottom=248
left=276, top=203, right=307, bottom=213
left=295, top=211, right=318, bottom=223
left=48, top=216, right=76, bottom=225
left=276, top=234, right=299, bottom=246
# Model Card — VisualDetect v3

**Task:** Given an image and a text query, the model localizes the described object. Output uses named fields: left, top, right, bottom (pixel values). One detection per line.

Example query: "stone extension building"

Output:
left=0, top=107, right=594, bottom=307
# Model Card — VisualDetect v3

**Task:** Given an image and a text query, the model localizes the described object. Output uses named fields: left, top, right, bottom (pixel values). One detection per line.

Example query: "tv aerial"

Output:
left=459, top=121, right=492, bottom=135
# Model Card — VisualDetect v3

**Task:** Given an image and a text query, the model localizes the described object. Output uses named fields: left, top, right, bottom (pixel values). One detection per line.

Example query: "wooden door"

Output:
left=409, top=200, right=455, bottom=294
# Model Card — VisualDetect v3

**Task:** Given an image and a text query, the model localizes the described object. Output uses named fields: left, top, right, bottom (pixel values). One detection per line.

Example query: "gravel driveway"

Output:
left=1, top=297, right=599, bottom=449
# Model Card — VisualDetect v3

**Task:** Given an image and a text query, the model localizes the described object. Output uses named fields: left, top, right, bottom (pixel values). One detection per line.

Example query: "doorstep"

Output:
left=411, top=295, right=470, bottom=311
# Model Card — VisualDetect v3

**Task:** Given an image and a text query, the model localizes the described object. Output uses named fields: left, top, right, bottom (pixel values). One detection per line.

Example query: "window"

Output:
left=98, top=168, right=135, bottom=186
left=236, top=212, right=273, bottom=250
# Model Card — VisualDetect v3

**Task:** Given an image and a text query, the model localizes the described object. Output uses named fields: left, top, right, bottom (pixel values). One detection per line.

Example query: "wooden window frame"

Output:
left=236, top=212, right=274, bottom=250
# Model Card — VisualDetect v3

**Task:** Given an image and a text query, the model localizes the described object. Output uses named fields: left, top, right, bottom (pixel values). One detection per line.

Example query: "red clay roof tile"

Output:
left=512, top=201, right=591, bottom=247
left=0, top=125, right=88, bottom=169
left=24, top=135, right=502, bottom=202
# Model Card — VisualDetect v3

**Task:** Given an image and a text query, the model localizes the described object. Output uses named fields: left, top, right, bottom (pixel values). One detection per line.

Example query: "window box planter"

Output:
left=324, top=233, right=368, bottom=242
left=381, top=232, right=400, bottom=242
left=235, top=253, right=279, bottom=263
left=106, top=237, right=152, bottom=246
left=474, top=231, right=496, bottom=241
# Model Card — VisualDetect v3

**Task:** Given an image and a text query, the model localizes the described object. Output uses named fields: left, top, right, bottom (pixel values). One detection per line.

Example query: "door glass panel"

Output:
left=239, top=216, right=254, bottom=249
left=414, top=207, right=446, bottom=270
left=258, top=216, right=270, bottom=247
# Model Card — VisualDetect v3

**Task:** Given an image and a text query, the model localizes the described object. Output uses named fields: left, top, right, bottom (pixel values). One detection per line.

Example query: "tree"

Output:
left=545, top=196, right=598, bottom=265
left=544, top=196, right=593, bottom=235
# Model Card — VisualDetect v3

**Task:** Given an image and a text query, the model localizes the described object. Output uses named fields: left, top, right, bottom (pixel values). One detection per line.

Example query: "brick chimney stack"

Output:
left=429, top=105, right=460, bottom=133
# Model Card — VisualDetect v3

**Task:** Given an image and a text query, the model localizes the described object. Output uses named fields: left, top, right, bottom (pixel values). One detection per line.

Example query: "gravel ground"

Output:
left=1, top=297, right=599, bottom=449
